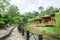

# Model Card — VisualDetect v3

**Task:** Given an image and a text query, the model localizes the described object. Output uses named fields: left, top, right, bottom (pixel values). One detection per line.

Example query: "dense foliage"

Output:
left=56, top=10, right=60, bottom=34
left=0, top=0, right=23, bottom=28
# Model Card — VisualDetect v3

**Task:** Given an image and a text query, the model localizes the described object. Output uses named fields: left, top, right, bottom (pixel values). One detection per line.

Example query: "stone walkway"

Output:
left=0, top=26, right=15, bottom=39
left=4, top=27, right=25, bottom=40
left=0, top=30, right=10, bottom=38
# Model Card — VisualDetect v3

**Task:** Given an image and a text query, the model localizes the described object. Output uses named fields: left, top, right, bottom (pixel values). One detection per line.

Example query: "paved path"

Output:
left=0, top=30, right=10, bottom=38
left=4, top=27, right=25, bottom=40
left=0, top=26, right=15, bottom=39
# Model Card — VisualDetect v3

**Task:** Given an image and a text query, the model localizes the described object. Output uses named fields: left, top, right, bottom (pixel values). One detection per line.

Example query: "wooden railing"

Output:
left=18, top=26, right=60, bottom=40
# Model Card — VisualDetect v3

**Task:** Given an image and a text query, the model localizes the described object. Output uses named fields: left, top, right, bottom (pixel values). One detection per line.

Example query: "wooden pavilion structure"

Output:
left=32, top=14, right=55, bottom=26
left=31, top=10, right=60, bottom=26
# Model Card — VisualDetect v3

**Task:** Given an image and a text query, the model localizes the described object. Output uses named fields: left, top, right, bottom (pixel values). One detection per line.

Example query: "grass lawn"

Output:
left=33, top=26, right=58, bottom=34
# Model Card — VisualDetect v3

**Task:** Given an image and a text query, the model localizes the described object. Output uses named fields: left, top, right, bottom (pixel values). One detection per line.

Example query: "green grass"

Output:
left=33, top=26, right=58, bottom=34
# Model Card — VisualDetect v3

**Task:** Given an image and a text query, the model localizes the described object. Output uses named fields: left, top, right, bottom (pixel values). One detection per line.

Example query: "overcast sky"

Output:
left=10, top=0, right=60, bottom=14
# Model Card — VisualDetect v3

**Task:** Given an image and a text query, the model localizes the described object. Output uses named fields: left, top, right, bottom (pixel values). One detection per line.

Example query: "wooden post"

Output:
left=38, top=35, right=43, bottom=40
left=22, top=29, right=24, bottom=36
left=18, top=27, right=22, bottom=33
left=26, top=30, right=30, bottom=40
left=20, top=28, right=22, bottom=33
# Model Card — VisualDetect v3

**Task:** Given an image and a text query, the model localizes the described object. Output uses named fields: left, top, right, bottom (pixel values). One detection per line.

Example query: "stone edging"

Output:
left=44, top=30, right=60, bottom=39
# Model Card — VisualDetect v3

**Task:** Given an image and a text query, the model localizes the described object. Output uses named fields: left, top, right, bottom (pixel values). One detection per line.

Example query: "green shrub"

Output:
left=55, top=10, right=60, bottom=34
left=0, top=21, right=5, bottom=29
left=0, top=14, right=2, bottom=18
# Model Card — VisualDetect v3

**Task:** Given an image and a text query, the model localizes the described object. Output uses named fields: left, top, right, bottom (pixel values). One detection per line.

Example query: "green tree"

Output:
left=8, top=5, right=19, bottom=17
left=33, top=11, right=39, bottom=16
left=38, top=6, right=44, bottom=16
left=0, top=0, right=10, bottom=14
left=38, top=7, right=58, bottom=17
left=38, top=6, right=44, bottom=12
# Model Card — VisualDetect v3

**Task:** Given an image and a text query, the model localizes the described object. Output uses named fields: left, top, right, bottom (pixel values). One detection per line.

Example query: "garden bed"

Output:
left=0, top=24, right=5, bottom=29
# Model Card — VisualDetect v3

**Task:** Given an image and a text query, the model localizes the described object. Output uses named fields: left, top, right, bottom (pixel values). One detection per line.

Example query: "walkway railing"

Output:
left=18, top=26, right=60, bottom=40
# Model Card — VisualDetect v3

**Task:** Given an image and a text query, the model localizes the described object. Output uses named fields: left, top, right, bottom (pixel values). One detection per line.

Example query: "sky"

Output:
left=10, top=0, right=60, bottom=14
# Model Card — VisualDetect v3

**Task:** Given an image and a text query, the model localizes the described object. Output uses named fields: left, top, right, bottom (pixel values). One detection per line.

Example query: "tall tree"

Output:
left=8, top=5, right=19, bottom=17
left=38, top=6, right=44, bottom=16
left=0, top=0, right=10, bottom=14
left=38, top=6, right=44, bottom=12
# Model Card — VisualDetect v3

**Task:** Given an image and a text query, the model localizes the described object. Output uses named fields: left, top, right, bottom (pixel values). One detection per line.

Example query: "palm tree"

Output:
left=38, top=6, right=44, bottom=12
left=38, top=6, right=44, bottom=16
